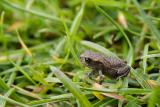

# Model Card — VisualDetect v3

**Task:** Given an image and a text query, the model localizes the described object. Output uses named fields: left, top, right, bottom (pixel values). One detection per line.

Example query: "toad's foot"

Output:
left=95, top=70, right=105, bottom=84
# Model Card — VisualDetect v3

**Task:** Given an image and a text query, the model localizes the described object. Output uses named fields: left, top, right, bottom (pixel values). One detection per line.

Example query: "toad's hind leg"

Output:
left=117, top=65, right=130, bottom=79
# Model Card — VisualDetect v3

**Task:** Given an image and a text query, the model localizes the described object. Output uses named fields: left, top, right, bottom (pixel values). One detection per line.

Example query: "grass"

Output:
left=0, top=0, right=160, bottom=107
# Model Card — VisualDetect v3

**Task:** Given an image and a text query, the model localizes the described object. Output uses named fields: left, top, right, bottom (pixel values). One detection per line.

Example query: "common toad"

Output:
left=80, top=50, right=130, bottom=79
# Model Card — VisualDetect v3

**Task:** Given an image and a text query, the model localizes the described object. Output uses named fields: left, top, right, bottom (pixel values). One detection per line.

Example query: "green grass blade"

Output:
left=70, top=2, right=85, bottom=36
left=93, top=0, right=129, bottom=8
left=81, top=87, right=151, bottom=94
left=0, top=0, right=70, bottom=23
left=142, top=44, right=149, bottom=74
left=124, top=96, right=141, bottom=107
left=1, top=70, right=17, bottom=107
left=81, top=40, right=117, bottom=57
left=0, top=88, right=15, bottom=107
left=13, top=85, right=41, bottom=99
left=0, top=77, right=9, bottom=90
left=131, top=68, right=151, bottom=89
left=0, top=77, right=27, bottom=103
left=0, top=11, right=7, bottom=52
left=50, top=66, right=92, bottom=107
left=93, top=99, right=116, bottom=107
left=9, top=59, right=36, bottom=84
left=28, top=93, right=73, bottom=106
left=141, top=53, right=160, bottom=59
left=63, top=2, right=85, bottom=66
left=148, top=87, right=160, bottom=107
left=0, top=95, right=30, bottom=107
left=0, top=78, right=9, bottom=106
left=7, top=71, right=16, bottom=86
left=132, top=0, right=160, bottom=43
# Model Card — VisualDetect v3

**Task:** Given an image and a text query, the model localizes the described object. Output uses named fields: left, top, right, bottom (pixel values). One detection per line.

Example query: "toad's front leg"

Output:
left=96, top=70, right=105, bottom=84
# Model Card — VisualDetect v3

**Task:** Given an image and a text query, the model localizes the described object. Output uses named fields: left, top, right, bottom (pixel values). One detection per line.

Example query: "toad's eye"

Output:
left=85, top=58, right=91, bottom=63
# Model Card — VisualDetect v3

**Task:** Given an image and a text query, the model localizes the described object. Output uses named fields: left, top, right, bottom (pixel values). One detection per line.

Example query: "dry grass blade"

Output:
left=93, top=83, right=125, bottom=101
left=17, top=30, right=32, bottom=57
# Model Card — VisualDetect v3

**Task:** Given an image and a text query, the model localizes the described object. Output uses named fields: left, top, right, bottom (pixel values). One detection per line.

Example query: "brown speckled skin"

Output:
left=80, top=51, right=130, bottom=79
